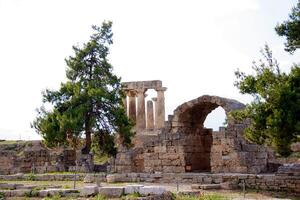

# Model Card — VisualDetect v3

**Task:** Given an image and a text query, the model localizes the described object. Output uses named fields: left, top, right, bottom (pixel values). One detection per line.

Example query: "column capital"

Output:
left=155, top=87, right=167, bottom=92
left=152, top=97, right=157, bottom=102
left=136, top=88, right=147, bottom=95
left=127, top=89, right=137, bottom=97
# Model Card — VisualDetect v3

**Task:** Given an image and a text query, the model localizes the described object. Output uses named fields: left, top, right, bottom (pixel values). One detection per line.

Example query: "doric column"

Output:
left=128, top=90, right=137, bottom=123
left=152, top=97, right=158, bottom=129
left=136, top=89, right=147, bottom=130
left=155, top=87, right=167, bottom=129
left=146, top=100, right=154, bottom=130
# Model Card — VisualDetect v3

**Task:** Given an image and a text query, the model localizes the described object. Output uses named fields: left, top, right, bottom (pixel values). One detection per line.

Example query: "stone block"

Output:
left=124, top=184, right=144, bottom=194
left=98, top=186, right=124, bottom=197
left=203, top=177, right=212, bottom=184
left=39, top=189, right=79, bottom=197
left=83, top=174, right=95, bottom=183
left=80, top=185, right=99, bottom=197
left=10, top=189, right=31, bottom=197
left=139, top=186, right=166, bottom=195
left=200, top=184, right=221, bottom=190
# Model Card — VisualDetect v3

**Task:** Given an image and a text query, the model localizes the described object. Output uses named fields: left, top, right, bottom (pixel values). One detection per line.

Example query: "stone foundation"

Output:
left=106, top=173, right=300, bottom=193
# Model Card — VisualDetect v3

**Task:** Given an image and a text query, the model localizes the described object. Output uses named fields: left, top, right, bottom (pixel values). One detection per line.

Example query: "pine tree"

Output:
left=32, top=21, right=134, bottom=155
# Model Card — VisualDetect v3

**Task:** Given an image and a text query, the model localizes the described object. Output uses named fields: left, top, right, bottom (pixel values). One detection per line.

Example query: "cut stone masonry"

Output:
left=114, top=80, right=278, bottom=174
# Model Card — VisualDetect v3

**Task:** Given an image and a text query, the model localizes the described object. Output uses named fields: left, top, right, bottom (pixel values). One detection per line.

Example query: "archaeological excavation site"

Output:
left=0, top=80, right=299, bottom=199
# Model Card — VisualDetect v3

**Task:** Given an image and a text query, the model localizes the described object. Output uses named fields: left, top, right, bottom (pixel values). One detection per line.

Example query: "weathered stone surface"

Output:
left=139, top=186, right=166, bottom=195
left=124, top=184, right=144, bottom=194
left=98, top=186, right=124, bottom=197
left=80, top=185, right=98, bottom=197
left=83, top=174, right=94, bottom=183
left=199, top=184, right=221, bottom=190
left=114, top=94, right=274, bottom=175
left=0, top=183, right=23, bottom=190
left=277, top=164, right=300, bottom=174
left=39, top=188, right=79, bottom=197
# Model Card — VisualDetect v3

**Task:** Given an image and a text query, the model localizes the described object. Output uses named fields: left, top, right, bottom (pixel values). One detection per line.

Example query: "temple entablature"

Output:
left=122, top=80, right=167, bottom=131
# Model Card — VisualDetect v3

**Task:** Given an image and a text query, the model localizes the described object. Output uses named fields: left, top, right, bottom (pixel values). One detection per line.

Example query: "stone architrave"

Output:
left=136, top=89, right=147, bottom=130
left=155, top=87, right=167, bottom=129
left=128, top=90, right=137, bottom=123
left=146, top=100, right=154, bottom=130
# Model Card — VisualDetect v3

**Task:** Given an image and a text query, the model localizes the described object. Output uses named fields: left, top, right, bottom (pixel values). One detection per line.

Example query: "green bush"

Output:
left=0, top=192, right=4, bottom=200
left=27, top=173, right=36, bottom=181
left=24, top=188, right=40, bottom=197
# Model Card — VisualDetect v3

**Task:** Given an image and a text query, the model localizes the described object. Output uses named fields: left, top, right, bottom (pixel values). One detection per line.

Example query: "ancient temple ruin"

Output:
left=114, top=80, right=276, bottom=174
left=122, top=80, right=167, bottom=130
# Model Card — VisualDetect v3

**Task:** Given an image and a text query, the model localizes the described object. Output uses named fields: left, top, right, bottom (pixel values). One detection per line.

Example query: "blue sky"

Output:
left=0, top=0, right=299, bottom=140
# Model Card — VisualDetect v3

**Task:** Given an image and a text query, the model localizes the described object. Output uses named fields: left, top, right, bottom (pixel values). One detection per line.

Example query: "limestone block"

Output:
left=220, top=181, right=239, bottom=190
left=159, top=153, right=179, bottom=160
left=98, top=186, right=124, bottom=197
left=199, top=184, right=221, bottom=190
left=203, top=177, right=212, bottom=184
left=124, top=184, right=144, bottom=194
left=0, top=183, right=23, bottom=190
left=154, top=146, right=167, bottom=153
left=139, top=186, right=166, bottom=195
left=39, top=189, right=79, bottom=197
left=80, top=185, right=99, bottom=197
left=83, top=174, right=95, bottom=183
left=106, top=174, right=128, bottom=183
left=277, top=164, right=300, bottom=174
left=9, top=189, right=31, bottom=197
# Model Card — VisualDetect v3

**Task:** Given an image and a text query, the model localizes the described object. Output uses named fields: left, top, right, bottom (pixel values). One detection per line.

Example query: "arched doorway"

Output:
left=171, top=95, right=245, bottom=172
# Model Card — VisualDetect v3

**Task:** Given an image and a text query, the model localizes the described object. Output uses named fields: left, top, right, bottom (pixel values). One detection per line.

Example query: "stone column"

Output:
left=128, top=90, right=137, bottom=123
left=152, top=97, right=158, bottom=129
left=136, top=89, right=146, bottom=130
left=146, top=100, right=154, bottom=130
left=155, top=87, right=167, bottom=129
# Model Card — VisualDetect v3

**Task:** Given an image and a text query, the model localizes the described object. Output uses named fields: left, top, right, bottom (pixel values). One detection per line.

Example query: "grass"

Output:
left=0, top=180, right=85, bottom=189
left=121, top=192, right=141, bottom=199
left=176, top=193, right=229, bottom=200
left=94, top=194, right=107, bottom=200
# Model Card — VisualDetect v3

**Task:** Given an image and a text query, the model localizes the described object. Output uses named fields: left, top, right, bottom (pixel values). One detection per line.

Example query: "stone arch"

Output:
left=170, top=95, right=245, bottom=172
left=171, top=95, right=245, bottom=128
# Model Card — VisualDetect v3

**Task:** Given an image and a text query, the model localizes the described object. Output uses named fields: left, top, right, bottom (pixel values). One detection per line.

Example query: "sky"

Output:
left=0, top=0, right=299, bottom=140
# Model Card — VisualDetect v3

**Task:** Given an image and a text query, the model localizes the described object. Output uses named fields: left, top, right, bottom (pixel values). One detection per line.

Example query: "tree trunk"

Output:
left=82, top=117, right=92, bottom=154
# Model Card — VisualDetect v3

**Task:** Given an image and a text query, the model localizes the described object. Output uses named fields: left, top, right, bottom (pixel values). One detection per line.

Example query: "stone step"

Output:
left=191, top=184, right=221, bottom=190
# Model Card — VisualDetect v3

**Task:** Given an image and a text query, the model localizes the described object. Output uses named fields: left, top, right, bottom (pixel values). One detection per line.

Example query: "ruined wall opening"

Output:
left=178, top=102, right=221, bottom=172
left=204, top=107, right=227, bottom=131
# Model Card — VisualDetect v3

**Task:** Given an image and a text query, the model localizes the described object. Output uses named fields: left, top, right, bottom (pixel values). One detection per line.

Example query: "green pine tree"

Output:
left=32, top=21, right=134, bottom=155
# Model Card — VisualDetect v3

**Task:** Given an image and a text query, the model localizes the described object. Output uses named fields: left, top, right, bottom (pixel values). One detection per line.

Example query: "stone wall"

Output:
left=114, top=95, right=277, bottom=174
left=0, top=141, right=79, bottom=174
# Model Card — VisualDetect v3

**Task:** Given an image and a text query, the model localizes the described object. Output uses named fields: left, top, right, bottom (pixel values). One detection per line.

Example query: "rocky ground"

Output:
left=0, top=180, right=299, bottom=200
